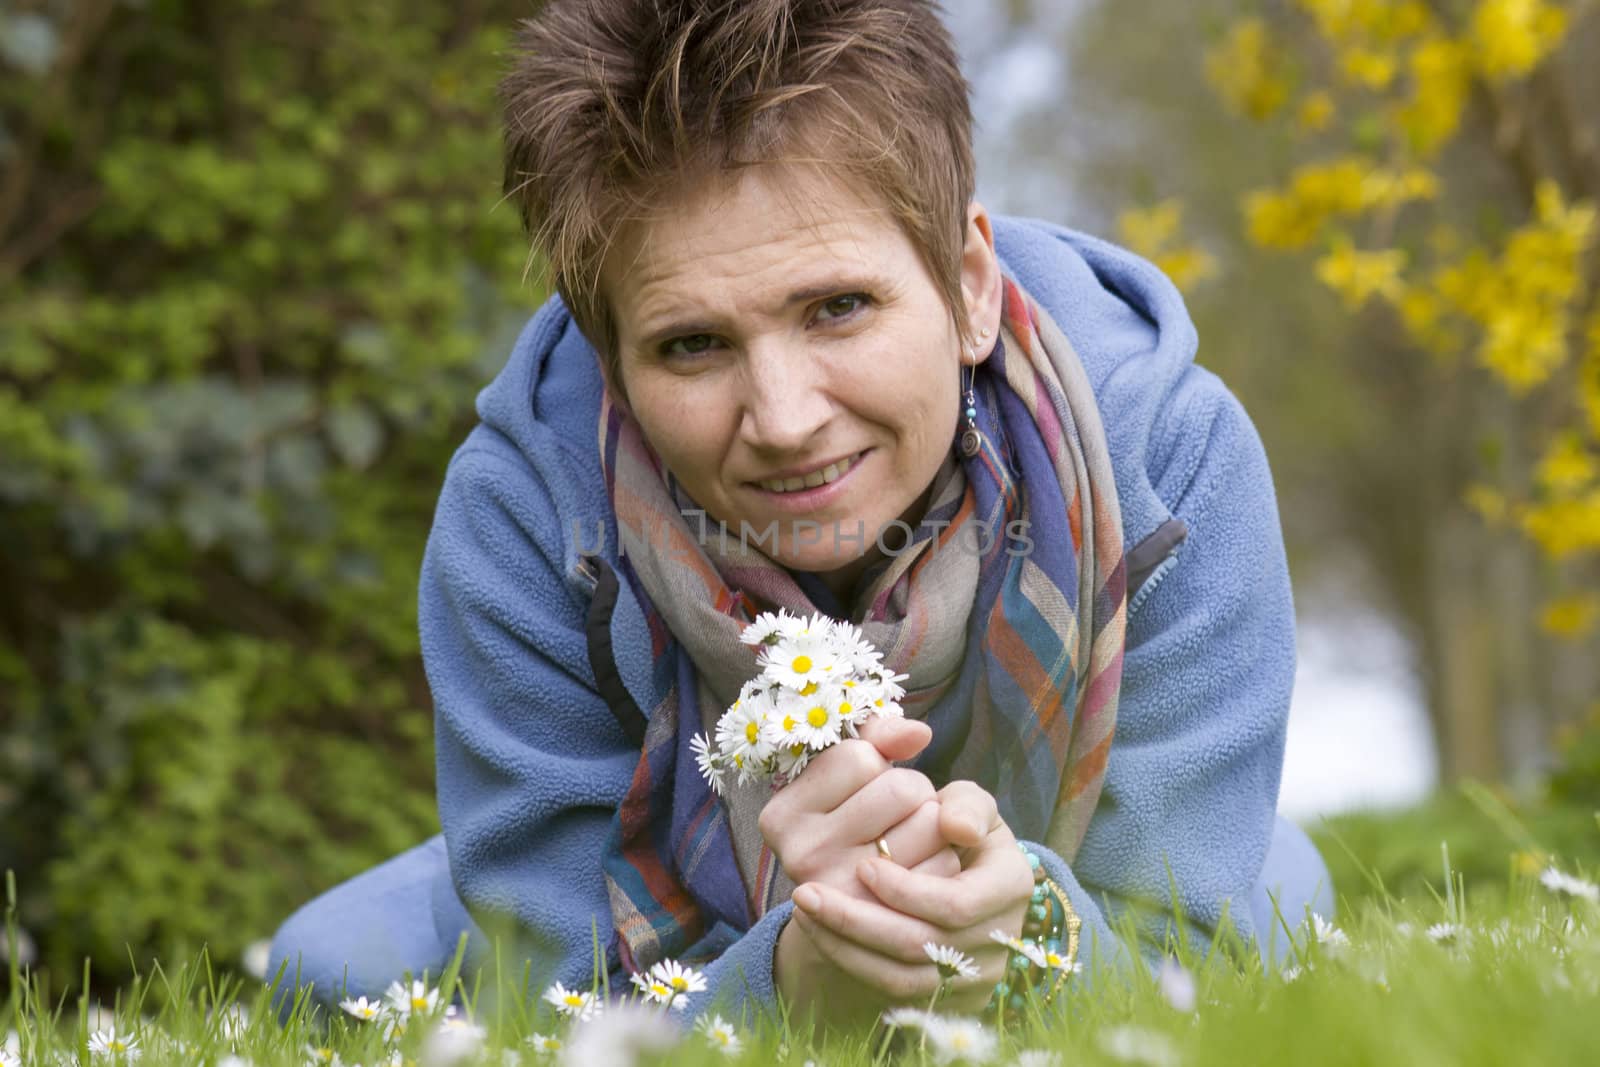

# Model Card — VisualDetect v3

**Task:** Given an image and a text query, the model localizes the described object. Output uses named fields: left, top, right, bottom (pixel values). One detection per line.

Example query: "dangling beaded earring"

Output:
left=958, top=326, right=991, bottom=459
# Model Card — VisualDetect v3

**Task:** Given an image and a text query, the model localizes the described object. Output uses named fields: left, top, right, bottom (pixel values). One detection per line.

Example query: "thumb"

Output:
left=855, top=715, right=931, bottom=764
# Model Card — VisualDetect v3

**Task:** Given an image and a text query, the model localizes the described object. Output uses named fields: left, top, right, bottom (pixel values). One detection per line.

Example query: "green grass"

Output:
left=5, top=798, right=1600, bottom=1066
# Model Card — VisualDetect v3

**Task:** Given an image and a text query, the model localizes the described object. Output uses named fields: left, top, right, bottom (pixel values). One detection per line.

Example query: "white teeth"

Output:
left=760, top=452, right=858, bottom=494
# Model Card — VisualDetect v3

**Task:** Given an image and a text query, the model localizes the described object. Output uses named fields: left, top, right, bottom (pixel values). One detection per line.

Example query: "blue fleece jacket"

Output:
left=419, top=217, right=1294, bottom=1023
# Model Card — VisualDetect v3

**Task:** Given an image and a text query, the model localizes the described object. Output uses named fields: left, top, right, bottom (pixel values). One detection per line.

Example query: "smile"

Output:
left=754, top=451, right=866, bottom=494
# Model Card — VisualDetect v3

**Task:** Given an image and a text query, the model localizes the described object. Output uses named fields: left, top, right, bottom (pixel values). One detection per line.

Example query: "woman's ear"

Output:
left=959, top=200, right=1003, bottom=362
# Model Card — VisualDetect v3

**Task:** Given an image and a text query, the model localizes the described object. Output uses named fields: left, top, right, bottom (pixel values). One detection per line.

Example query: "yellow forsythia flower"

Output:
left=1471, top=0, right=1568, bottom=81
left=1118, top=201, right=1217, bottom=294
left=1398, top=35, right=1471, bottom=156
left=1539, top=595, right=1600, bottom=639
left=1340, top=46, right=1398, bottom=89
left=1297, top=91, right=1336, bottom=133
left=1315, top=237, right=1407, bottom=309
left=1207, top=19, right=1290, bottom=121
left=1464, top=483, right=1509, bottom=525
left=1520, top=493, right=1600, bottom=558
left=1536, top=434, right=1599, bottom=495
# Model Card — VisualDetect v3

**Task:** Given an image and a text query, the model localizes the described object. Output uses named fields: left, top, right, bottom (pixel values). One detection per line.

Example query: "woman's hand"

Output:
left=757, top=717, right=961, bottom=897
left=786, top=779, right=1035, bottom=1013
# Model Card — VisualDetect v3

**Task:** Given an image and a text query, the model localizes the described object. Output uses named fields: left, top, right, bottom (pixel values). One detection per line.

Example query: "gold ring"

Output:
left=875, top=836, right=894, bottom=861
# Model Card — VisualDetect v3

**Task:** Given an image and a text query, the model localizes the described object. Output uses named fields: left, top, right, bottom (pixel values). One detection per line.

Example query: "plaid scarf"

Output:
left=596, top=275, right=1127, bottom=975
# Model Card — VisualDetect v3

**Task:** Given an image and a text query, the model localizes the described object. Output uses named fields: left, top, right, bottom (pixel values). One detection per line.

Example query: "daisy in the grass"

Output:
left=881, top=1007, right=939, bottom=1031
left=924, top=942, right=981, bottom=982
left=340, top=995, right=383, bottom=1021
left=88, top=1030, right=140, bottom=1060
left=385, top=980, right=440, bottom=1018
left=629, top=970, right=676, bottom=1007
left=1, top=1047, right=20, bottom=1067
left=304, top=1045, right=341, bottom=1067
left=1099, top=1024, right=1178, bottom=1067
left=919, top=1015, right=997, bottom=1066
left=525, top=1033, right=563, bottom=1056
left=1309, top=912, right=1349, bottom=950
left=542, top=982, right=600, bottom=1021
left=645, top=958, right=707, bottom=1009
left=1427, top=921, right=1469, bottom=946
left=1540, top=866, right=1600, bottom=903
left=1013, top=1051, right=1063, bottom=1067
left=695, top=1014, right=742, bottom=1057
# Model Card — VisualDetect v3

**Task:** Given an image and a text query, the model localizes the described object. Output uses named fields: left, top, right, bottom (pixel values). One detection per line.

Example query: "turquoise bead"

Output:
left=1029, top=903, right=1047, bottom=921
left=1045, top=938, right=1062, bottom=955
left=1009, top=993, right=1025, bottom=1011
left=965, top=407, right=977, bottom=418
left=1030, top=885, right=1046, bottom=903
left=1026, top=852, right=1041, bottom=870
left=1009, top=953, right=1030, bottom=972
left=993, top=981, right=1010, bottom=999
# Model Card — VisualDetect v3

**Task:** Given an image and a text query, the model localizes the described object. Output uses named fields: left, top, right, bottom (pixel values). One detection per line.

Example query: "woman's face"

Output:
left=604, top=165, right=1000, bottom=597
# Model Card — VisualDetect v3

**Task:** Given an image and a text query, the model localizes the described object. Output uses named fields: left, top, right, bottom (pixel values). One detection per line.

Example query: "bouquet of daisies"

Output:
left=692, top=609, right=910, bottom=793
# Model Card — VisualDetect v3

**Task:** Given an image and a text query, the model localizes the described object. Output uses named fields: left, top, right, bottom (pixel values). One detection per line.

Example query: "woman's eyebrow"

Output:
left=637, top=276, right=880, bottom=347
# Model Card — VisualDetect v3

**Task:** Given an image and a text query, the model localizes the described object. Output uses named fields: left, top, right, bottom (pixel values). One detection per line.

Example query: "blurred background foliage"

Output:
left=0, top=0, right=539, bottom=987
left=3, top=0, right=1600, bottom=998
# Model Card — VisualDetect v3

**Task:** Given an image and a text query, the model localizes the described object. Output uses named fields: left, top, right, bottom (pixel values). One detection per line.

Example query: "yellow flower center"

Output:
left=791, top=654, right=812, bottom=674
left=807, top=707, right=829, bottom=728
left=651, top=982, right=671, bottom=997
left=713, top=1031, right=731, bottom=1046
left=789, top=743, right=806, bottom=756
left=782, top=715, right=797, bottom=731
left=838, top=702, right=852, bottom=716
left=799, top=681, right=818, bottom=696
left=563, top=993, right=583, bottom=1007
left=744, top=722, right=759, bottom=744
left=670, top=976, right=689, bottom=991
left=411, top=996, right=428, bottom=1011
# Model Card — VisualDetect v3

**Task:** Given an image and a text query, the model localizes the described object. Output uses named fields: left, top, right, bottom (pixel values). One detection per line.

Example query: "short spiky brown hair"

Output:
left=500, top=0, right=976, bottom=383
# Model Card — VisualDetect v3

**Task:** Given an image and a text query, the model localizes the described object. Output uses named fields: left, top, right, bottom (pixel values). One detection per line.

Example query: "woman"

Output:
left=270, top=0, right=1334, bottom=1027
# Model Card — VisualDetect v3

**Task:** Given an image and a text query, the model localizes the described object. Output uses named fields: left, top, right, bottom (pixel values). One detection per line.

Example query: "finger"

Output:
left=857, top=843, right=1032, bottom=931
left=874, top=801, right=959, bottom=872
left=909, top=845, right=962, bottom=879
left=827, top=768, right=934, bottom=836
left=855, top=715, right=931, bottom=764
left=794, top=880, right=1007, bottom=969
left=777, top=737, right=889, bottom=814
left=936, top=780, right=1001, bottom=850
left=790, top=910, right=941, bottom=1002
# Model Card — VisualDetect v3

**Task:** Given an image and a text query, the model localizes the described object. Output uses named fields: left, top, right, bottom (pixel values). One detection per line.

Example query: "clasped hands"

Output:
left=762, top=716, right=1034, bottom=1018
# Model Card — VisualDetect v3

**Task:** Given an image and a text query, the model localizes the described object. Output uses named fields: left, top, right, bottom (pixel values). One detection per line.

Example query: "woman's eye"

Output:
left=815, top=294, right=869, bottom=322
left=661, top=334, right=718, bottom=358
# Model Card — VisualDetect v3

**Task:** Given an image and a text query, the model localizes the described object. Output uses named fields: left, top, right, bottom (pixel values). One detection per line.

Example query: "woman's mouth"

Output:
left=753, top=450, right=867, bottom=494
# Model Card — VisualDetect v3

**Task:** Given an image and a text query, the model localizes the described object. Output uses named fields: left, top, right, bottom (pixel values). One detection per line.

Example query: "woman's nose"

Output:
left=736, top=343, right=832, bottom=452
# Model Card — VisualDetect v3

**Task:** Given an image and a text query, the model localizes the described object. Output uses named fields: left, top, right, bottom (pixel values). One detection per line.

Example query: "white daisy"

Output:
left=647, top=958, right=707, bottom=1008
left=385, top=980, right=440, bottom=1018
left=1157, top=958, right=1196, bottom=1013
left=1309, top=913, right=1349, bottom=950
left=695, top=1015, right=742, bottom=1057
left=1426, top=922, right=1469, bottom=946
left=1, top=1047, right=20, bottom=1067
left=789, top=688, right=846, bottom=751
left=826, top=619, right=884, bottom=674
left=1279, top=964, right=1304, bottom=983
left=759, top=628, right=844, bottom=690
left=920, top=1015, right=997, bottom=1065
left=340, top=996, right=383, bottom=1021
left=716, top=692, right=775, bottom=772
left=740, top=609, right=798, bottom=647
left=923, top=942, right=981, bottom=982
left=88, top=1030, right=140, bottom=1060
left=303, top=1045, right=341, bottom=1067
left=419, top=1016, right=485, bottom=1067
left=690, top=733, right=725, bottom=795
left=629, top=970, right=676, bottom=1007
left=214, top=1004, right=250, bottom=1044
left=772, top=740, right=814, bottom=782
left=881, top=1006, right=939, bottom=1031
left=525, top=1033, right=563, bottom=1056
left=1098, top=1024, right=1178, bottom=1067
left=1540, top=866, right=1600, bottom=903
left=217, top=1056, right=253, bottom=1067
left=1013, top=1052, right=1063, bottom=1067
left=556, top=1001, right=679, bottom=1067
left=542, top=982, right=600, bottom=1021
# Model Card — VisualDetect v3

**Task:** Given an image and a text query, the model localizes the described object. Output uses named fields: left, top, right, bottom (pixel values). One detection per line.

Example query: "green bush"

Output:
left=0, top=0, right=540, bottom=985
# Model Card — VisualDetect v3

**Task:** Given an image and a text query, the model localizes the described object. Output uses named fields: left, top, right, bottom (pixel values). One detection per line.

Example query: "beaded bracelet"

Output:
left=986, top=842, right=1081, bottom=1015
